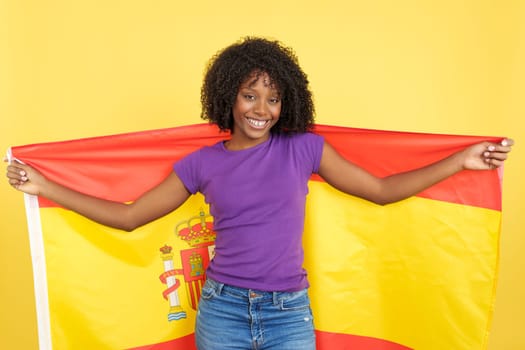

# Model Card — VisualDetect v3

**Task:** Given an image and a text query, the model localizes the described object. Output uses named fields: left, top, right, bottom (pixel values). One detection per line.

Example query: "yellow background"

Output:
left=1, top=0, right=523, bottom=349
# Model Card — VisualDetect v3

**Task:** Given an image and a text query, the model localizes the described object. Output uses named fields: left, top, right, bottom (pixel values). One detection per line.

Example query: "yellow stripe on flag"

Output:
left=40, top=196, right=209, bottom=349
left=304, top=181, right=500, bottom=349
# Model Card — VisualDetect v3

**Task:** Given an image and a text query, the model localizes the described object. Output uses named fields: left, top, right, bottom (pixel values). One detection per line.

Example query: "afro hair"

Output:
left=200, top=37, right=315, bottom=134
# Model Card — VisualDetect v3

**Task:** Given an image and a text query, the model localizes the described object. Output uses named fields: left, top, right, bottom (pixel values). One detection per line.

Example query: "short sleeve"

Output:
left=173, top=150, right=201, bottom=194
left=310, top=133, right=325, bottom=173
left=294, top=132, right=324, bottom=174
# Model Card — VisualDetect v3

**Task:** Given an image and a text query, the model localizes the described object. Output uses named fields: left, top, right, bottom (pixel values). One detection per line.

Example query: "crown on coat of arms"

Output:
left=159, top=245, right=173, bottom=255
left=175, top=209, right=216, bottom=247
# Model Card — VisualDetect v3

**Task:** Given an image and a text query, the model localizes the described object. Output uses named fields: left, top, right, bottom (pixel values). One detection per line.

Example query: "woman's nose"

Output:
left=253, top=100, right=268, bottom=117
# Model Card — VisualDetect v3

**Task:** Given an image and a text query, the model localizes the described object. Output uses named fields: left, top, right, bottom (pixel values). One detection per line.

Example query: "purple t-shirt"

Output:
left=173, top=132, right=324, bottom=291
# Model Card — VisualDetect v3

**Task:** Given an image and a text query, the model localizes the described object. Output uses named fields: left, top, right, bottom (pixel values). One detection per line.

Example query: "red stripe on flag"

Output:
left=11, top=123, right=503, bottom=210
left=11, top=124, right=228, bottom=207
left=313, top=124, right=502, bottom=211
left=125, top=331, right=412, bottom=350
left=126, top=333, right=195, bottom=350
left=316, top=330, right=413, bottom=350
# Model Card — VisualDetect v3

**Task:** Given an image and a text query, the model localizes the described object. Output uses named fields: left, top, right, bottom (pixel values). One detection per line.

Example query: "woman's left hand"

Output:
left=463, top=138, right=514, bottom=170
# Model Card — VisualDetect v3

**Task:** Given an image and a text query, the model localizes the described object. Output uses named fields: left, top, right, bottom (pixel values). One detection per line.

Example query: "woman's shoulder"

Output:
left=274, top=131, right=323, bottom=143
left=202, top=140, right=226, bottom=151
left=270, top=132, right=324, bottom=170
left=273, top=131, right=324, bottom=156
left=176, top=140, right=225, bottom=163
left=275, top=132, right=324, bottom=151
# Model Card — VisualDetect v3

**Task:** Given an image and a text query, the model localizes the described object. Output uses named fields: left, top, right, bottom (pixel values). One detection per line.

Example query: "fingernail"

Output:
left=488, top=146, right=495, bottom=151
left=21, top=176, right=28, bottom=181
left=20, top=171, right=26, bottom=176
left=484, top=151, right=490, bottom=157
left=501, top=140, right=508, bottom=146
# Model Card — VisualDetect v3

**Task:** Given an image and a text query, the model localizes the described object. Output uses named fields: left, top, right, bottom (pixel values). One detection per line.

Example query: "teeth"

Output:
left=247, top=118, right=267, bottom=127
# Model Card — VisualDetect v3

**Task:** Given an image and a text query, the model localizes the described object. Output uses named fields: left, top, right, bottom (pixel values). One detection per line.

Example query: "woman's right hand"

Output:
left=5, top=161, right=46, bottom=196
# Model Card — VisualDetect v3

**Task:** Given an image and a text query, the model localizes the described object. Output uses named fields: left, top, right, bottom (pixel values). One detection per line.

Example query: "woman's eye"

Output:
left=269, top=98, right=280, bottom=104
left=244, top=95, right=255, bottom=100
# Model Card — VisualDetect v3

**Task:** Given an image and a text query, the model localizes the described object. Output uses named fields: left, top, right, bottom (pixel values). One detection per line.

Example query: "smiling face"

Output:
left=227, top=71, right=282, bottom=150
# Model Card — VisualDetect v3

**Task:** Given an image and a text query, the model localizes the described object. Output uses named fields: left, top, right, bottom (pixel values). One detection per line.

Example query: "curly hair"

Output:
left=200, top=37, right=315, bottom=133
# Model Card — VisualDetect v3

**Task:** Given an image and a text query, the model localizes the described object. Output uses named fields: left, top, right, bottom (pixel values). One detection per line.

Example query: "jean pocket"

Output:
left=200, top=278, right=221, bottom=300
left=279, top=289, right=311, bottom=311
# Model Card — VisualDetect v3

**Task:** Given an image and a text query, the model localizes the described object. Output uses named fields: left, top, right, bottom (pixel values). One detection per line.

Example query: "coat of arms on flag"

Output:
left=159, top=209, right=216, bottom=321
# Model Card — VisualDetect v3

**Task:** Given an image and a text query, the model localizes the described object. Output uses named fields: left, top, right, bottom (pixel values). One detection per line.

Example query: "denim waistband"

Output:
left=205, top=277, right=308, bottom=304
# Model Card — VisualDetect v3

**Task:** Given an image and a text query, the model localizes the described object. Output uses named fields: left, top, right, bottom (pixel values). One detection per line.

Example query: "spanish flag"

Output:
left=10, top=124, right=503, bottom=349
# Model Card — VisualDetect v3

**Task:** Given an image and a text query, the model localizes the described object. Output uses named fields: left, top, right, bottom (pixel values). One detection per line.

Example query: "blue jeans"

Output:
left=195, top=278, right=316, bottom=350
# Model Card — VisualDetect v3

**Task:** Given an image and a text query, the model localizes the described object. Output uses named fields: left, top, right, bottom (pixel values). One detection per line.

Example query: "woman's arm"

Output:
left=6, top=162, right=190, bottom=231
left=318, top=139, right=513, bottom=205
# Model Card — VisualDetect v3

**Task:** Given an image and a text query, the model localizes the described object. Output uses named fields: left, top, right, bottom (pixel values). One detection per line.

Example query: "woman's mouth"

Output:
left=246, top=117, right=269, bottom=129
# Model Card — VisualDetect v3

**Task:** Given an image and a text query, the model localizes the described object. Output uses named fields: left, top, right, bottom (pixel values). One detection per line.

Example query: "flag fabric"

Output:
left=10, top=123, right=503, bottom=350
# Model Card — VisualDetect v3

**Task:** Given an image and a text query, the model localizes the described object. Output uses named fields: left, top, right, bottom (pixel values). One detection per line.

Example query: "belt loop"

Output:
left=215, top=281, right=224, bottom=296
left=272, top=291, right=279, bottom=306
